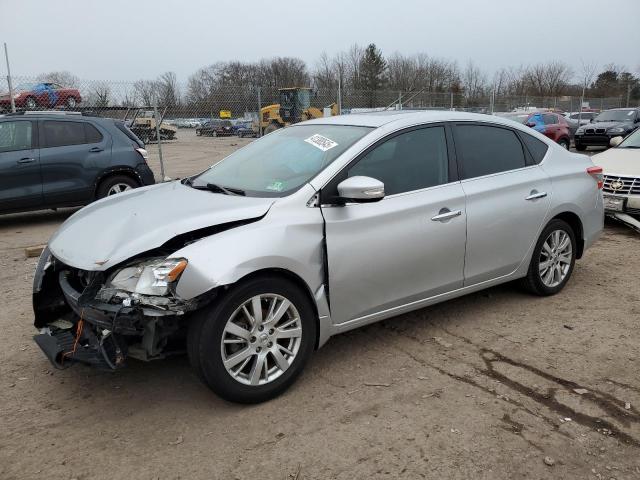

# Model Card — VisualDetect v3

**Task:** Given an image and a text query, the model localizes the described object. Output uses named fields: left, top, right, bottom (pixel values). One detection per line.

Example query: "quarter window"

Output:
left=348, top=127, right=449, bottom=196
left=455, top=125, right=526, bottom=179
left=0, top=121, right=32, bottom=152
left=520, top=132, right=549, bottom=164
left=42, top=121, right=86, bottom=147
left=85, top=124, right=103, bottom=143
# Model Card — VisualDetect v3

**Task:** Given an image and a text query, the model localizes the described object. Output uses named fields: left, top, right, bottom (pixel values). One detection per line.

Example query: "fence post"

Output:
left=3, top=43, right=15, bottom=113
left=153, top=104, right=165, bottom=181
left=450, top=91, right=454, bottom=110
left=337, top=77, right=342, bottom=115
left=257, top=86, right=262, bottom=137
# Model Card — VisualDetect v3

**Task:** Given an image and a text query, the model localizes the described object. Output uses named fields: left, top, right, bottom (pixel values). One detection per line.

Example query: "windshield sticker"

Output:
left=265, top=181, right=284, bottom=192
left=304, top=134, right=338, bottom=152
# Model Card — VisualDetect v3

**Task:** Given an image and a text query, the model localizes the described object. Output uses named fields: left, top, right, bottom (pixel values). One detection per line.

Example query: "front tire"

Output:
left=66, top=96, right=77, bottom=108
left=25, top=96, right=38, bottom=110
left=188, top=276, right=317, bottom=403
left=575, top=142, right=586, bottom=151
left=521, top=219, right=576, bottom=296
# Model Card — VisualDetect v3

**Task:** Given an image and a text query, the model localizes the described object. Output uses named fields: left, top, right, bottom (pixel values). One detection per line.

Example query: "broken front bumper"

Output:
left=32, top=252, right=209, bottom=370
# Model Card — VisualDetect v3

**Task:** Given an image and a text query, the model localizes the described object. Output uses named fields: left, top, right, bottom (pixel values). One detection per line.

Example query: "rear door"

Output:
left=0, top=119, right=42, bottom=212
left=452, top=123, right=551, bottom=286
left=39, top=119, right=111, bottom=206
left=322, top=125, right=466, bottom=325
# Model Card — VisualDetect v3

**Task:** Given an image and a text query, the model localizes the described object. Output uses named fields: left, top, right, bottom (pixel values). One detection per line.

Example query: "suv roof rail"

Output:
left=23, top=110, right=83, bottom=115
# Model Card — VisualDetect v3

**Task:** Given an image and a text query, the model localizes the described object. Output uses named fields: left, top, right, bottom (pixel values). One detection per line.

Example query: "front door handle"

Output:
left=17, top=157, right=36, bottom=164
left=525, top=191, right=547, bottom=201
left=89, top=147, right=103, bottom=153
left=431, top=208, right=462, bottom=222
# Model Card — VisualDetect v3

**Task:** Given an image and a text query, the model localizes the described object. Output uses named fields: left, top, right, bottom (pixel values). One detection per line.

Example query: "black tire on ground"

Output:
left=66, top=96, right=77, bottom=108
left=575, top=142, right=587, bottom=151
left=187, top=276, right=317, bottom=404
left=96, top=175, right=139, bottom=199
left=264, top=123, right=281, bottom=134
left=558, top=138, right=570, bottom=150
left=520, top=218, right=577, bottom=296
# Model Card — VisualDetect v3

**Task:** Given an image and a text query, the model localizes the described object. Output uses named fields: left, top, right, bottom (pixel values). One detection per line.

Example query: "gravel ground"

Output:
left=1, top=130, right=638, bottom=480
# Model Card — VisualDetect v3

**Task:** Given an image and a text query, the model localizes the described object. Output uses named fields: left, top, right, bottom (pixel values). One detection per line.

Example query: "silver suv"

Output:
left=32, top=111, right=603, bottom=403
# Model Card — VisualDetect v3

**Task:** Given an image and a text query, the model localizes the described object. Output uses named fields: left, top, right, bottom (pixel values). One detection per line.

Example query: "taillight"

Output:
left=587, top=166, right=603, bottom=189
left=135, top=147, right=148, bottom=162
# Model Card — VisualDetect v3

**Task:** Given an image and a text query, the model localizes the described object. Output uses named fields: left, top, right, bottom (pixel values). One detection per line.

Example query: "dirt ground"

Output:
left=1, top=130, right=639, bottom=480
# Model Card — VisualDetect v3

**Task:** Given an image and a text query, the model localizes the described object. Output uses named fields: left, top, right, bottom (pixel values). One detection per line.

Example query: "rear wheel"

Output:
left=188, top=276, right=316, bottom=403
left=558, top=138, right=570, bottom=150
left=66, top=96, right=77, bottom=108
left=521, top=219, right=576, bottom=296
left=96, top=175, right=139, bottom=199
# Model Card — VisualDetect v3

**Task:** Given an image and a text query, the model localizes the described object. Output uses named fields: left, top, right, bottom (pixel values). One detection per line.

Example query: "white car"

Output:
left=592, top=130, right=640, bottom=231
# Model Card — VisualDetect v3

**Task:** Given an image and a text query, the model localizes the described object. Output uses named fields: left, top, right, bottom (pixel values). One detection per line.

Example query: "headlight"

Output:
left=608, top=127, right=625, bottom=134
left=576, top=128, right=584, bottom=135
left=109, top=258, right=188, bottom=296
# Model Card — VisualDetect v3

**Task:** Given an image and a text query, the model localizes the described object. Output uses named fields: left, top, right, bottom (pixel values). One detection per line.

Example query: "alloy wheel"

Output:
left=107, top=183, right=133, bottom=195
left=221, top=294, right=302, bottom=386
left=538, top=229, right=572, bottom=288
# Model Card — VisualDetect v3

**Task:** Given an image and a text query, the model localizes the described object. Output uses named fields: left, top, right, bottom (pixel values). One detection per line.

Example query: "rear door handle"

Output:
left=89, top=147, right=103, bottom=153
left=525, top=191, right=547, bottom=201
left=17, top=157, right=36, bottom=164
left=431, top=209, right=462, bottom=222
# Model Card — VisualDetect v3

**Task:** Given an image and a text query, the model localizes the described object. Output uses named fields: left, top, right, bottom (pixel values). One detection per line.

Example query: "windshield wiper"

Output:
left=182, top=177, right=245, bottom=196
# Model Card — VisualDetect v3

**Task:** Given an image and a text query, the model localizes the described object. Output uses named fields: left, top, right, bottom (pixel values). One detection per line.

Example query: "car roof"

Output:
left=301, top=109, right=527, bottom=129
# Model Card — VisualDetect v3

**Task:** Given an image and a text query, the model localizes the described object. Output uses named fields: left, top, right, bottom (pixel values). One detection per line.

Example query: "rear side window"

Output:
left=520, top=132, right=549, bottom=164
left=85, top=123, right=103, bottom=143
left=455, top=125, right=526, bottom=179
left=348, top=126, right=449, bottom=195
left=42, top=121, right=86, bottom=147
left=115, top=121, right=143, bottom=147
left=0, top=121, right=32, bottom=152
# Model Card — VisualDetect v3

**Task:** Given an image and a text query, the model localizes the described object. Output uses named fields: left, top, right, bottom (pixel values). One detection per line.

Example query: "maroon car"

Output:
left=0, top=82, right=82, bottom=111
left=498, top=111, right=572, bottom=149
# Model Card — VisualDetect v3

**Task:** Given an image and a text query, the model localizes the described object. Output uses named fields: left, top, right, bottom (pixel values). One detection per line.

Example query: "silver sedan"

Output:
left=33, top=111, right=604, bottom=403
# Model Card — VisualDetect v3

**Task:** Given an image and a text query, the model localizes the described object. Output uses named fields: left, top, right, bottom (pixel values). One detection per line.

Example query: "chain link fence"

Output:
left=1, top=75, right=635, bottom=177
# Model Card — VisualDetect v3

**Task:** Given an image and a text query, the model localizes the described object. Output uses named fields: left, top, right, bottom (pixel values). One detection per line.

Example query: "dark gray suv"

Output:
left=0, top=112, right=155, bottom=214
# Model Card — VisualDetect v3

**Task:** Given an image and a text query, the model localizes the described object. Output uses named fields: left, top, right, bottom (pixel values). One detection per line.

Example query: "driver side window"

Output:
left=348, top=126, right=449, bottom=196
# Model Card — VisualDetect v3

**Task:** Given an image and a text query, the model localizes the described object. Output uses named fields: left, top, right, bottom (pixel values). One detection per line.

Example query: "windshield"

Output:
left=594, top=109, right=636, bottom=122
left=191, top=124, right=372, bottom=197
left=618, top=128, right=640, bottom=149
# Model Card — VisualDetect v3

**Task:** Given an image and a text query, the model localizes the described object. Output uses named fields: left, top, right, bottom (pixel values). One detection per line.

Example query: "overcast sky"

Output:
left=2, top=0, right=639, bottom=83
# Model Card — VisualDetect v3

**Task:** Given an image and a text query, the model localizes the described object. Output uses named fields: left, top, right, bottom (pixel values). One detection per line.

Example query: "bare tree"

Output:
left=36, top=71, right=80, bottom=87
left=157, top=71, right=180, bottom=108
left=462, top=61, right=487, bottom=103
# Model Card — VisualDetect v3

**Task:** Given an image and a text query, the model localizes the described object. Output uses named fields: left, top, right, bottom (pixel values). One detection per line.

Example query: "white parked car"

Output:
left=592, top=130, right=640, bottom=231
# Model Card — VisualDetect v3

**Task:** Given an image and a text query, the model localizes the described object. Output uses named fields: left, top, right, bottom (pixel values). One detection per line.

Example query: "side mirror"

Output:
left=336, top=176, right=385, bottom=203
left=610, top=136, right=623, bottom=148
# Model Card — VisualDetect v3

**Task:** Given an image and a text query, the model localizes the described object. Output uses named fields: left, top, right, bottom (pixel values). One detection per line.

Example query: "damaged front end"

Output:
left=33, top=247, right=215, bottom=370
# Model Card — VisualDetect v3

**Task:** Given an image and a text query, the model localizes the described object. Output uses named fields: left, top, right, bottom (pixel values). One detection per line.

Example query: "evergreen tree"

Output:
left=358, top=44, right=387, bottom=107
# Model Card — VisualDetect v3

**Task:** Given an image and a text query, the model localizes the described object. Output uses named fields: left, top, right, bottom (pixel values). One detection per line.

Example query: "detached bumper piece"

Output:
left=33, top=322, right=127, bottom=370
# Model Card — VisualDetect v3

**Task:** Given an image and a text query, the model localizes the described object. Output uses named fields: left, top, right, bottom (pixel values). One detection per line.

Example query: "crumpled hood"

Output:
left=48, top=181, right=274, bottom=271
left=592, top=148, right=640, bottom=177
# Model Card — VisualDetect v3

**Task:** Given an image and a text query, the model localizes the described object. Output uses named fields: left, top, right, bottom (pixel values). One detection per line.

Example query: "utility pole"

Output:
left=4, top=43, right=16, bottom=113
left=257, top=87, right=262, bottom=137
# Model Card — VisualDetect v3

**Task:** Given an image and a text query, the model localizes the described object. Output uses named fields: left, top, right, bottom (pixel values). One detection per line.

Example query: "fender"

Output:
left=93, top=166, right=144, bottom=196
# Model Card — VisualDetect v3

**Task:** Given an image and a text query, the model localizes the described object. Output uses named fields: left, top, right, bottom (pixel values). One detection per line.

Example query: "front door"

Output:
left=321, top=125, right=466, bottom=325
left=0, top=120, right=42, bottom=212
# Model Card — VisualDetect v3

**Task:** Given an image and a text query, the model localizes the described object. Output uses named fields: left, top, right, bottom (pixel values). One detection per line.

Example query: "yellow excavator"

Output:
left=259, top=87, right=338, bottom=134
